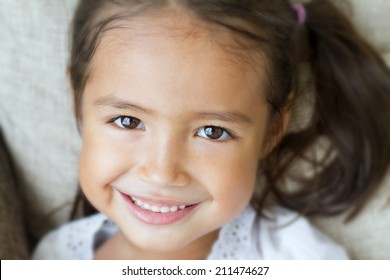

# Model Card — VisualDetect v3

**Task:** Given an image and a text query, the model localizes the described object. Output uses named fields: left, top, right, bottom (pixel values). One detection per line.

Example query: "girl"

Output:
left=33, top=0, right=390, bottom=259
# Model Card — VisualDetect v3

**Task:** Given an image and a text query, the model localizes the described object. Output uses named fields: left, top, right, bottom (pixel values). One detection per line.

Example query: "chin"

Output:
left=125, top=229, right=194, bottom=254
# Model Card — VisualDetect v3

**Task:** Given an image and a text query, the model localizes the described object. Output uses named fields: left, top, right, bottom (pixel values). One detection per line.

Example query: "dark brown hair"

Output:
left=69, top=0, right=390, bottom=221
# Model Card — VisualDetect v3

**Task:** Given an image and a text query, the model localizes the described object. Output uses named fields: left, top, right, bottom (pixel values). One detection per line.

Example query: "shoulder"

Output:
left=257, top=207, right=348, bottom=259
left=32, top=213, right=110, bottom=260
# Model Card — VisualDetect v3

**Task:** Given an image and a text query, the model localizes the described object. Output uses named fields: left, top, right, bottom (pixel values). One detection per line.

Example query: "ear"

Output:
left=259, top=92, right=294, bottom=159
left=280, top=100, right=293, bottom=135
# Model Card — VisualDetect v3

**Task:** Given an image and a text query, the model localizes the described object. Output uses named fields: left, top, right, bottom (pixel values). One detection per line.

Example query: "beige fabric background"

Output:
left=0, top=0, right=389, bottom=259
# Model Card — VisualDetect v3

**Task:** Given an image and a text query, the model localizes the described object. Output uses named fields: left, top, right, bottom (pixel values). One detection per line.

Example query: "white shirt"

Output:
left=32, top=206, right=348, bottom=259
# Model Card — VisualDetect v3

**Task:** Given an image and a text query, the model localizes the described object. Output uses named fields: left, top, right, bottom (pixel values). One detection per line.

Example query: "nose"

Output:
left=136, top=136, right=190, bottom=188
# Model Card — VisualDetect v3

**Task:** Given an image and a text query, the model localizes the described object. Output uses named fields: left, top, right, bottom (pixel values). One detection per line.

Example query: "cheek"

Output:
left=78, top=130, right=139, bottom=216
left=78, top=131, right=127, bottom=195
left=198, top=144, right=260, bottom=207
left=199, top=155, right=257, bottom=228
left=219, top=155, right=258, bottom=197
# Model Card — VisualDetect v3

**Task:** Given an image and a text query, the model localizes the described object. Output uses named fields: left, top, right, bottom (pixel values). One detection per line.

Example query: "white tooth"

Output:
left=143, top=203, right=150, bottom=210
left=151, top=206, right=161, bottom=213
left=131, top=197, right=188, bottom=213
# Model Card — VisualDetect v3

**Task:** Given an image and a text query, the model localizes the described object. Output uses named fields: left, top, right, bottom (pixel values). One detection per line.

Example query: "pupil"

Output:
left=122, top=117, right=131, bottom=126
left=122, top=117, right=138, bottom=129
left=205, top=126, right=222, bottom=139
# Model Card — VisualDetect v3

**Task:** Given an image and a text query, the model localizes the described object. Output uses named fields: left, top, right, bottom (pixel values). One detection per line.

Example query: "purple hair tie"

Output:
left=293, top=3, right=307, bottom=25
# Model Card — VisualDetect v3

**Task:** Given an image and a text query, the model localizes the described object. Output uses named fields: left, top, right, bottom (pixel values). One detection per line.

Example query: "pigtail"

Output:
left=266, top=0, right=390, bottom=220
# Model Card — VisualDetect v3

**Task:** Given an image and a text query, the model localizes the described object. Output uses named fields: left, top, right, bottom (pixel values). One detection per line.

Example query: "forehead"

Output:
left=90, top=8, right=265, bottom=80
left=84, top=9, right=268, bottom=114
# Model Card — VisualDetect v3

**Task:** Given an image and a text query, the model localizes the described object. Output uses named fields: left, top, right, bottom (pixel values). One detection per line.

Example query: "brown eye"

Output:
left=113, top=116, right=144, bottom=129
left=197, top=126, right=230, bottom=141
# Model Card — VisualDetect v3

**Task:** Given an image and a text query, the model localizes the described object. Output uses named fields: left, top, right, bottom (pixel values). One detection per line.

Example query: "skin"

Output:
left=78, top=10, right=278, bottom=259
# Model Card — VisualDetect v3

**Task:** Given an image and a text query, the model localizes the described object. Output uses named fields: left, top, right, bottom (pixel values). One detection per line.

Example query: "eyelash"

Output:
left=109, top=116, right=237, bottom=141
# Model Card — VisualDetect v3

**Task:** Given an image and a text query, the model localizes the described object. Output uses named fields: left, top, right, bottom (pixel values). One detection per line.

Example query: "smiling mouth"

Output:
left=130, top=196, right=192, bottom=214
left=121, top=193, right=198, bottom=225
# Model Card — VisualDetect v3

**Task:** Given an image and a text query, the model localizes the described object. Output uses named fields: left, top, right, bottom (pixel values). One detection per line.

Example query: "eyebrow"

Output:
left=193, top=112, right=252, bottom=125
left=94, top=96, right=153, bottom=114
left=94, top=96, right=253, bottom=125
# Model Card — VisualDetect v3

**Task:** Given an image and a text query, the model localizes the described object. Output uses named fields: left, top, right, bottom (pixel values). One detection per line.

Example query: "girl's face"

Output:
left=79, top=12, right=270, bottom=257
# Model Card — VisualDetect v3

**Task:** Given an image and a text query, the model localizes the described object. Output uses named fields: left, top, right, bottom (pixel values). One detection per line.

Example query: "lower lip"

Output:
left=120, top=193, right=198, bottom=225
